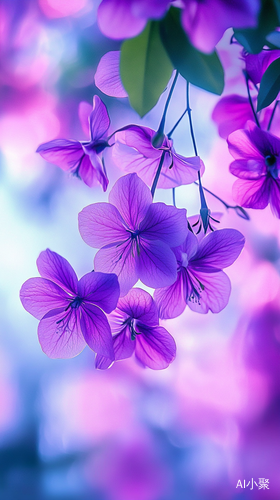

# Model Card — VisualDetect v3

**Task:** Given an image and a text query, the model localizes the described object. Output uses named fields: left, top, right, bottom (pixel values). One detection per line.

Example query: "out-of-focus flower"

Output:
left=154, top=228, right=245, bottom=318
left=212, top=95, right=255, bottom=139
left=243, top=49, right=280, bottom=85
left=94, top=51, right=128, bottom=98
left=97, top=0, right=170, bottom=39
left=20, top=249, right=119, bottom=359
left=228, top=121, right=280, bottom=217
left=113, top=125, right=202, bottom=188
left=37, top=96, right=110, bottom=190
left=96, top=288, right=176, bottom=370
left=78, top=173, right=188, bottom=295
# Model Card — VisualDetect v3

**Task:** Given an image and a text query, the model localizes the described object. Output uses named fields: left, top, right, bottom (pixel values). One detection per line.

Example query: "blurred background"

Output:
left=1, top=0, right=280, bottom=498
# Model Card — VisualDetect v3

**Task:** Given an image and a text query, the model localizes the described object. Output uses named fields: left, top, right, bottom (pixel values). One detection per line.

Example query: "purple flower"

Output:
left=113, top=126, right=202, bottom=189
left=97, top=0, right=170, bottom=39
left=181, top=0, right=260, bottom=53
left=154, top=228, right=245, bottom=318
left=36, top=96, right=109, bottom=191
left=78, top=173, right=188, bottom=296
left=95, top=288, right=176, bottom=370
left=212, top=95, right=255, bottom=139
left=20, top=249, right=120, bottom=359
left=228, top=121, right=280, bottom=217
left=94, top=51, right=128, bottom=98
left=243, top=49, right=280, bottom=86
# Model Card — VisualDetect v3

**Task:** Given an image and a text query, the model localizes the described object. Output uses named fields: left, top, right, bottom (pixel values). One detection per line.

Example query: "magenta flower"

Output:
left=228, top=121, right=280, bottom=217
left=154, top=228, right=245, bottom=318
left=244, top=49, right=280, bottom=85
left=94, top=51, right=128, bottom=98
left=20, top=249, right=120, bottom=359
left=97, top=0, right=170, bottom=39
left=95, top=288, right=176, bottom=370
left=212, top=95, right=255, bottom=139
left=181, top=0, right=260, bottom=53
left=36, top=96, right=109, bottom=190
left=113, top=126, right=202, bottom=189
left=78, top=173, right=188, bottom=296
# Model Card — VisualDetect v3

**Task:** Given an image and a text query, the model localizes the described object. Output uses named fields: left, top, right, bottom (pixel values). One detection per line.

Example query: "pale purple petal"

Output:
left=137, top=239, right=178, bottom=289
left=20, top=277, right=70, bottom=320
left=109, top=173, right=152, bottom=229
left=97, top=0, right=146, bottom=39
left=212, top=95, right=254, bottom=139
left=78, top=202, right=127, bottom=248
left=135, top=324, right=176, bottom=370
left=187, top=270, right=231, bottom=314
left=116, top=126, right=160, bottom=158
left=89, top=95, right=110, bottom=142
left=190, top=228, right=245, bottom=270
left=140, top=203, right=188, bottom=247
left=36, top=249, right=78, bottom=294
left=154, top=272, right=186, bottom=320
left=76, top=154, right=96, bottom=186
left=117, top=288, right=159, bottom=325
left=232, top=177, right=270, bottom=209
left=37, top=139, right=84, bottom=171
left=112, top=140, right=160, bottom=185
left=94, top=242, right=138, bottom=296
left=227, top=123, right=264, bottom=161
left=83, top=151, right=109, bottom=191
left=269, top=180, right=280, bottom=218
left=78, top=272, right=120, bottom=313
left=78, top=101, right=92, bottom=137
left=80, top=303, right=114, bottom=359
left=157, top=152, right=201, bottom=188
left=94, top=51, right=128, bottom=98
left=95, top=354, right=114, bottom=370
left=229, top=159, right=266, bottom=179
left=38, top=307, right=86, bottom=359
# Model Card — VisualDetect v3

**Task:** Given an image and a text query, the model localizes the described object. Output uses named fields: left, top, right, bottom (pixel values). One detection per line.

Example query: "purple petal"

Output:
left=78, top=101, right=92, bottom=137
left=140, top=203, right=188, bottom=247
left=80, top=303, right=114, bottom=359
left=95, top=354, right=114, bottom=370
left=157, top=152, right=201, bottom=189
left=269, top=180, right=280, bottom=218
left=173, top=230, right=198, bottom=262
left=109, top=173, right=152, bottom=229
left=112, top=325, right=135, bottom=360
left=36, top=249, right=78, bottom=294
left=137, top=239, right=178, bottom=289
left=78, top=272, right=120, bottom=313
left=89, top=95, right=110, bottom=142
left=229, top=159, right=265, bottom=180
left=153, top=272, right=186, bottom=320
left=97, top=0, right=146, bottom=39
left=38, top=307, right=86, bottom=358
left=37, top=139, right=84, bottom=171
left=135, top=324, right=176, bottom=370
left=186, top=269, right=231, bottom=314
left=112, top=140, right=160, bottom=186
left=190, top=229, right=245, bottom=270
left=94, top=241, right=138, bottom=296
left=20, top=277, right=70, bottom=320
left=212, top=95, right=254, bottom=139
left=116, top=126, right=161, bottom=158
left=227, top=123, right=264, bottom=161
left=245, top=49, right=280, bottom=85
left=78, top=202, right=127, bottom=248
left=82, top=151, right=109, bottom=191
left=117, top=288, right=159, bottom=325
left=232, top=177, right=270, bottom=209
left=94, top=51, right=128, bottom=98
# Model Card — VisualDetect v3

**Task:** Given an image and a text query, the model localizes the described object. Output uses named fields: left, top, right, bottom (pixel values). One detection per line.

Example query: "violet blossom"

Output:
left=154, top=228, right=245, bottom=318
left=95, top=288, right=176, bottom=370
left=113, top=125, right=202, bottom=189
left=36, top=95, right=110, bottom=190
left=243, top=49, right=280, bottom=86
left=20, top=249, right=120, bottom=359
left=227, top=121, right=280, bottom=217
left=78, top=173, right=188, bottom=296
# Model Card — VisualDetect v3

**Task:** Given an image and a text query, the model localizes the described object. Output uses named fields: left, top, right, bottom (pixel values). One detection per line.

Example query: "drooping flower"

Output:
left=97, top=0, right=170, bottom=39
left=227, top=121, right=280, bottom=217
left=154, top=228, right=245, bottom=318
left=78, top=173, right=188, bottom=296
left=20, top=249, right=120, bottom=359
left=95, top=288, right=176, bottom=370
left=94, top=51, right=128, bottom=98
left=113, top=125, right=202, bottom=189
left=36, top=96, right=110, bottom=190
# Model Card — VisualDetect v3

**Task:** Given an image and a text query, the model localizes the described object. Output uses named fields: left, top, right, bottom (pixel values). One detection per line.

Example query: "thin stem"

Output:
left=186, top=81, right=198, bottom=156
left=194, top=182, right=250, bottom=220
left=267, top=100, right=279, bottom=131
left=172, top=187, right=176, bottom=207
left=151, top=152, right=166, bottom=198
left=167, top=109, right=187, bottom=138
left=244, top=70, right=261, bottom=128
left=157, top=71, right=179, bottom=135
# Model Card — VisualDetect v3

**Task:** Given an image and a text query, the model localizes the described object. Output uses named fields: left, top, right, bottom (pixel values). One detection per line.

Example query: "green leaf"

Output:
left=159, top=7, right=224, bottom=95
left=257, top=57, right=280, bottom=111
left=120, top=21, right=173, bottom=117
left=234, top=0, right=279, bottom=54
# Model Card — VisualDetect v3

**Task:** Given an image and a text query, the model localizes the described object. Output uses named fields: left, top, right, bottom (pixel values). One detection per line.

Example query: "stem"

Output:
left=267, top=100, right=279, bottom=131
left=157, top=71, right=179, bottom=136
left=194, top=182, right=250, bottom=220
left=172, top=188, right=176, bottom=207
left=151, top=152, right=166, bottom=198
left=186, top=81, right=198, bottom=156
left=244, top=70, right=261, bottom=128
left=167, top=109, right=188, bottom=138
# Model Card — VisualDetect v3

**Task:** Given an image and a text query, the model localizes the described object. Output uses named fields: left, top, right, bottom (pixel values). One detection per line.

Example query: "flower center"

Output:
left=265, top=154, right=276, bottom=167
left=70, top=296, right=83, bottom=309
left=188, top=275, right=205, bottom=304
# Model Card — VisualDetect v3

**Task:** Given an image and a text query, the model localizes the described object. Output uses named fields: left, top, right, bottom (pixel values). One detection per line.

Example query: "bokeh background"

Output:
left=1, top=0, right=280, bottom=498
